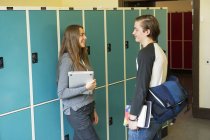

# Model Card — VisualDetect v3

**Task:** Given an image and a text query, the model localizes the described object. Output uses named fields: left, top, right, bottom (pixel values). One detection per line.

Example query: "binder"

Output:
left=124, top=101, right=152, bottom=128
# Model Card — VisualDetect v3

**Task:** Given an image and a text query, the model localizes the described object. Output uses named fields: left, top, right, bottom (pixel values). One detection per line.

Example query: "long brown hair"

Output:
left=59, top=25, right=91, bottom=71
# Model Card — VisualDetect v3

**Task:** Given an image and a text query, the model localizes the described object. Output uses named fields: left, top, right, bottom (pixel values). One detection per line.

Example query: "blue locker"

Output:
left=0, top=109, right=32, bottom=140
left=29, top=10, right=58, bottom=104
left=106, top=10, right=124, bottom=84
left=34, top=101, right=61, bottom=140
left=125, top=10, right=140, bottom=79
left=108, top=82, right=125, bottom=140
left=155, top=9, right=168, bottom=52
left=0, top=10, right=30, bottom=114
left=94, top=88, right=107, bottom=140
left=84, top=10, right=105, bottom=87
left=59, top=10, right=83, bottom=40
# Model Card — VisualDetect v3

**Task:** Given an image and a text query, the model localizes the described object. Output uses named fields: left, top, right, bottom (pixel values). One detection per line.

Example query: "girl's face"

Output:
left=79, top=28, right=87, bottom=48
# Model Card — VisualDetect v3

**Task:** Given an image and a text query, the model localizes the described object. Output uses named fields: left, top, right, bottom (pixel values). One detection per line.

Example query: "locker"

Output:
left=126, top=79, right=136, bottom=105
left=34, top=101, right=61, bottom=140
left=59, top=10, right=83, bottom=40
left=85, top=10, right=106, bottom=87
left=94, top=88, right=107, bottom=140
left=0, top=10, right=30, bottom=114
left=155, top=9, right=167, bottom=52
left=124, top=10, right=140, bottom=79
left=0, top=109, right=32, bottom=140
left=29, top=10, right=58, bottom=104
left=106, top=10, right=124, bottom=84
left=108, top=82, right=125, bottom=140
left=141, top=9, right=154, bottom=15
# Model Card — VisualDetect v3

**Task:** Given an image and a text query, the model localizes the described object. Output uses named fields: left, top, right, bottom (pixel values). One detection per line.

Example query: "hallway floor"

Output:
left=163, top=70, right=210, bottom=140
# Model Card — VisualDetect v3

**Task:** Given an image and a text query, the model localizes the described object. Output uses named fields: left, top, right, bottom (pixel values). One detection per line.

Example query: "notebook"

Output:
left=68, top=71, right=94, bottom=94
left=123, top=101, right=152, bottom=128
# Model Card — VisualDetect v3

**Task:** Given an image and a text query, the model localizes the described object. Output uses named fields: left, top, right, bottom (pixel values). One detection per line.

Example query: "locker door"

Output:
left=85, top=10, right=105, bottom=87
left=106, top=10, right=124, bottom=84
left=126, top=79, right=136, bottom=105
left=29, top=10, right=58, bottom=104
left=108, top=83, right=125, bottom=140
left=34, top=101, right=61, bottom=140
left=59, top=10, right=83, bottom=40
left=59, top=10, right=83, bottom=139
left=141, top=9, right=154, bottom=16
left=125, top=10, right=139, bottom=79
left=94, top=88, right=107, bottom=140
left=0, top=11, right=30, bottom=114
left=155, top=9, right=167, bottom=52
left=0, top=110, right=32, bottom=140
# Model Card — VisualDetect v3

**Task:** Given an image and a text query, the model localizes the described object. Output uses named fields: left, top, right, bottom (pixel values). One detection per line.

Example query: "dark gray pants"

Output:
left=66, top=102, right=99, bottom=140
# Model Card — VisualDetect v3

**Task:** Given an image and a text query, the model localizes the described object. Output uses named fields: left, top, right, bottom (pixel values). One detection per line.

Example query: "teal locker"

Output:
left=126, top=79, right=136, bottom=105
left=0, top=109, right=32, bottom=140
left=59, top=10, right=83, bottom=40
left=106, top=10, right=124, bottom=83
left=155, top=9, right=167, bottom=52
left=63, top=115, right=74, bottom=140
left=125, top=10, right=140, bottom=79
left=141, top=9, right=154, bottom=15
left=0, top=11, right=30, bottom=114
left=84, top=10, right=105, bottom=87
left=29, top=10, right=58, bottom=104
left=108, top=83, right=125, bottom=140
left=34, top=101, right=61, bottom=140
left=94, top=88, right=107, bottom=140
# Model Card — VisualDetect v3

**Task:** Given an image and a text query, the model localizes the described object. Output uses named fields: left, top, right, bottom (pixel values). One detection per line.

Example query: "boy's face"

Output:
left=132, top=21, right=149, bottom=43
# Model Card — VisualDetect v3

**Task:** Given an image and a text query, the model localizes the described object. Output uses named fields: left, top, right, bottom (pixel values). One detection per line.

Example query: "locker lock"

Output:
left=125, top=41, right=129, bottom=49
left=107, top=43, right=111, bottom=52
left=87, top=46, right=90, bottom=55
left=32, top=53, right=38, bottom=64
left=0, top=57, right=4, bottom=69
left=109, top=117, right=113, bottom=126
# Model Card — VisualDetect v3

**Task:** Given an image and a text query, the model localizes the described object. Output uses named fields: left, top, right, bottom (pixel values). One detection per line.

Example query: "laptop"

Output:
left=68, top=71, right=94, bottom=94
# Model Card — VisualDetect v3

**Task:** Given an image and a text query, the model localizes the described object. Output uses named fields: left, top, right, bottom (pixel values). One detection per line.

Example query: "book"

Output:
left=123, top=101, right=152, bottom=128
left=68, top=71, right=94, bottom=94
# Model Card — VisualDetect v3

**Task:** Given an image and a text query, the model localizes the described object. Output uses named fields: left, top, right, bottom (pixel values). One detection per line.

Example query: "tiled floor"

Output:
left=163, top=71, right=210, bottom=140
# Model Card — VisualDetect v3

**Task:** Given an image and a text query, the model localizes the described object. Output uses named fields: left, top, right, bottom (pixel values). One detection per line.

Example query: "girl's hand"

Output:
left=85, top=79, right=96, bottom=90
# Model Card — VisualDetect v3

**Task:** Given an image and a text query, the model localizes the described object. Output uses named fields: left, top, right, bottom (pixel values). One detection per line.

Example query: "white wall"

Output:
left=199, top=0, right=210, bottom=108
left=156, top=0, right=192, bottom=12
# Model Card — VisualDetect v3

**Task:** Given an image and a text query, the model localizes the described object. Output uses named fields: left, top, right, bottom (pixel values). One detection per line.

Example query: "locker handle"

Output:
left=125, top=41, right=129, bottom=49
left=87, top=46, right=90, bottom=55
left=109, top=117, right=113, bottom=126
left=107, top=43, right=111, bottom=52
left=0, top=57, right=4, bottom=69
left=32, top=52, right=38, bottom=64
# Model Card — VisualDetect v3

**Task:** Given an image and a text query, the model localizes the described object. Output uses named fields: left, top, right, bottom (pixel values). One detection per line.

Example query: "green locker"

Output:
left=59, top=10, right=83, bottom=40
left=106, top=10, right=124, bottom=84
left=141, top=9, right=154, bottom=15
left=34, top=101, right=61, bottom=140
left=94, top=88, right=107, bottom=140
left=0, top=109, right=32, bottom=140
left=29, top=10, right=58, bottom=104
left=108, top=82, right=125, bottom=140
left=0, top=10, right=30, bottom=114
left=155, top=9, right=167, bottom=52
left=84, top=10, right=105, bottom=87
left=124, top=10, right=140, bottom=79
left=126, top=79, right=136, bottom=105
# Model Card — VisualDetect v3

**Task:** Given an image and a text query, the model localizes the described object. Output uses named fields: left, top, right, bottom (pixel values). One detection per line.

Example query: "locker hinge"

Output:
left=0, top=57, right=4, bottom=69
left=7, top=7, right=13, bottom=10
left=69, top=7, right=74, bottom=10
left=41, top=7, right=46, bottom=10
